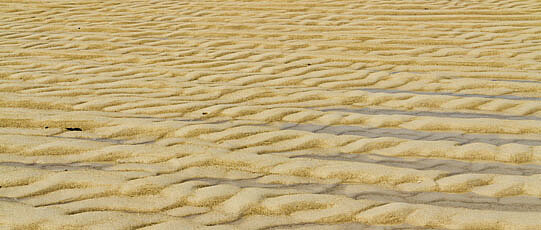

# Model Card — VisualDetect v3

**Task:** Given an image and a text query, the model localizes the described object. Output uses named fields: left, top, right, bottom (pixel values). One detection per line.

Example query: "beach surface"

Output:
left=1, top=0, right=541, bottom=229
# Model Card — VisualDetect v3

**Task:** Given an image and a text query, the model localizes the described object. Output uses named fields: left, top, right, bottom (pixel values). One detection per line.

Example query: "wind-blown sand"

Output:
left=1, top=0, right=541, bottom=229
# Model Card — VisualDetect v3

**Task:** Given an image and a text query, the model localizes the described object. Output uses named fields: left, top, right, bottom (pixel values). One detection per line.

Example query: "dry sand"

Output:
left=1, top=0, right=541, bottom=229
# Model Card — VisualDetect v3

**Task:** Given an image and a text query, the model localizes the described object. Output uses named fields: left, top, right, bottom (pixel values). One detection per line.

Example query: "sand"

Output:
left=1, top=0, right=540, bottom=229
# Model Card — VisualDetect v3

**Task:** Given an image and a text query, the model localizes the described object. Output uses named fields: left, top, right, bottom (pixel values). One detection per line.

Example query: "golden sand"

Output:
left=1, top=0, right=540, bottom=229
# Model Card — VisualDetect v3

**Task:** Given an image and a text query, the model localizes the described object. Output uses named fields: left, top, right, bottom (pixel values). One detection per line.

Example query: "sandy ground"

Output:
left=1, top=0, right=541, bottom=229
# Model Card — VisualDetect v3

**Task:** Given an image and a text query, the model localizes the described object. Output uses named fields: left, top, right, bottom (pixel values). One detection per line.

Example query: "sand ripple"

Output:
left=1, top=0, right=540, bottom=229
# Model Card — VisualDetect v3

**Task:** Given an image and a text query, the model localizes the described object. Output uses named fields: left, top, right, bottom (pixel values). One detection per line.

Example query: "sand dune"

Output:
left=1, top=0, right=540, bottom=229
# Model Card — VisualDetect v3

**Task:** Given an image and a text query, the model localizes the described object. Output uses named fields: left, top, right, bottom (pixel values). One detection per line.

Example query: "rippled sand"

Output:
left=1, top=0, right=541, bottom=229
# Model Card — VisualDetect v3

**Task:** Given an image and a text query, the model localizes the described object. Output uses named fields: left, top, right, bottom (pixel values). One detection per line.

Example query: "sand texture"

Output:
left=1, top=0, right=541, bottom=229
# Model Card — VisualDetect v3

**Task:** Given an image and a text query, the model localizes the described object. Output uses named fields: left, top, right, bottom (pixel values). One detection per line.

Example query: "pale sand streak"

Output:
left=0, top=0, right=540, bottom=229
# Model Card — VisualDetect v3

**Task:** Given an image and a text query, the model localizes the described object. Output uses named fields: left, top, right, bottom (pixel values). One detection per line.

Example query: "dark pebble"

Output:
left=66, top=128, right=82, bottom=131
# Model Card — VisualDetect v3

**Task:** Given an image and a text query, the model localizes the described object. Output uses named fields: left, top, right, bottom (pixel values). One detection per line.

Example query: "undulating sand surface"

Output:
left=1, top=0, right=541, bottom=229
